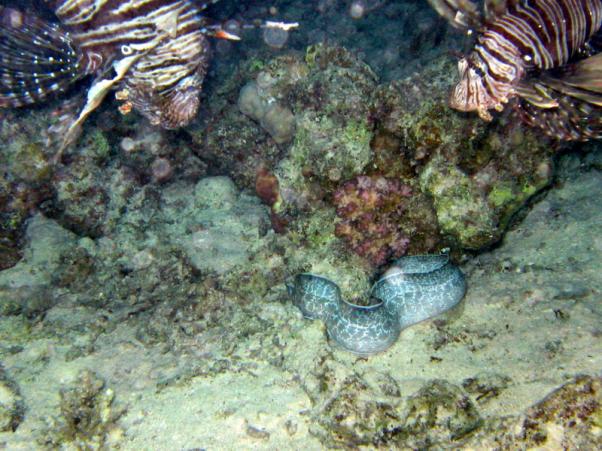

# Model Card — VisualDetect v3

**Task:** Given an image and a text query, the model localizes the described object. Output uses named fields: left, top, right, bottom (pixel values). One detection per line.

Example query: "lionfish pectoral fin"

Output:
left=57, top=53, right=149, bottom=154
left=536, top=55, right=602, bottom=107
left=57, top=33, right=168, bottom=155
left=0, top=7, right=83, bottom=108
left=517, top=57, right=602, bottom=141
left=560, top=53, right=602, bottom=95
left=515, top=81, right=559, bottom=109
left=56, top=76, right=121, bottom=159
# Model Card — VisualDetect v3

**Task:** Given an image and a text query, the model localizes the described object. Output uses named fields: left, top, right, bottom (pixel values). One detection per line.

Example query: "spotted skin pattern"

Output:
left=372, top=255, right=467, bottom=329
left=288, top=254, right=466, bottom=356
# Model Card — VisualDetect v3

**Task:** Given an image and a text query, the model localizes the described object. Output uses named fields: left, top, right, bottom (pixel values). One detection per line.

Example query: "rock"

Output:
left=0, top=365, right=24, bottom=432
left=461, top=375, right=602, bottom=448
left=184, top=177, right=270, bottom=275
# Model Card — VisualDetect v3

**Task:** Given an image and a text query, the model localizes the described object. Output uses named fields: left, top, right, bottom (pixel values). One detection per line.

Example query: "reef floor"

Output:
left=0, top=152, right=600, bottom=449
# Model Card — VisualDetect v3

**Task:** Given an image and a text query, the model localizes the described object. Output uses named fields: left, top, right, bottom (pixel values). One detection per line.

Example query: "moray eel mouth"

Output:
left=288, top=254, right=467, bottom=356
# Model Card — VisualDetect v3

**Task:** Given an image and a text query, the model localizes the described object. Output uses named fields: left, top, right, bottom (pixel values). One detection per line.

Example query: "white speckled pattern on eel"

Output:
left=288, top=254, right=467, bottom=355
left=372, top=254, right=467, bottom=329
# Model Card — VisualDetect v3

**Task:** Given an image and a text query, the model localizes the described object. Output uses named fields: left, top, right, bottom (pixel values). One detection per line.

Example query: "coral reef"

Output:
left=186, top=53, right=306, bottom=188
left=0, top=109, right=55, bottom=270
left=190, top=41, right=559, bottom=264
left=0, top=97, right=207, bottom=267
left=371, top=56, right=559, bottom=250
left=0, top=215, right=77, bottom=291
left=52, top=122, right=205, bottom=238
left=255, top=166, right=281, bottom=208
left=333, top=175, right=412, bottom=266
left=255, top=166, right=289, bottom=232
left=0, top=2, right=598, bottom=448
left=278, top=44, right=376, bottom=188
left=189, top=43, right=376, bottom=191
left=0, top=2, right=567, bottom=272
left=182, top=176, right=271, bottom=275
left=0, top=176, right=273, bottom=321
left=309, top=371, right=602, bottom=448
left=0, top=134, right=598, bottom=449
left=187, top=43, right=386, bottom=276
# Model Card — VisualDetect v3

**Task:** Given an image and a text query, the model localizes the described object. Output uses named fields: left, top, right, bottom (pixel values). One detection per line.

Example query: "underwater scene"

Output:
left=0, top=0, right=601, bottom=448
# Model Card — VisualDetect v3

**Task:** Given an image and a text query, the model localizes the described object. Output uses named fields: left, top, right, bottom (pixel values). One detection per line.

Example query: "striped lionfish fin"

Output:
left=552, top=54, right=602, bottom=99
left=517, top=53, right=602, bottom=141
left=0, top=7, right=83, bottom=108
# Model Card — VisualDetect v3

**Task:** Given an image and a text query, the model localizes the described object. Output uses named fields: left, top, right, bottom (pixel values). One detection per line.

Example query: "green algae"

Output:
left=288, top=207, right=337, bottom=250
left=286, top=112, right=372, bottom=185
left=9, top=142, right=52, bottom=184
left=84, top=129, right=111, bottom=162
left=488, top=185, right=515, bottom=208
left=247, top=58, right=265, bottom=72
left=420, top=155, right=496, bottom=249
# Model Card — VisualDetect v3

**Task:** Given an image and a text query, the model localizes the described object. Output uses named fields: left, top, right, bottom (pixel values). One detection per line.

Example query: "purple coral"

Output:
left=333, top=175, right=412, bottom=267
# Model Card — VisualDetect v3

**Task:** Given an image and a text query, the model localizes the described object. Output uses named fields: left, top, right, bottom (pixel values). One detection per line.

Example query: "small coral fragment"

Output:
left=41, top=369, right=125, bottom=448
left=238, top=79, right=296, bottom=144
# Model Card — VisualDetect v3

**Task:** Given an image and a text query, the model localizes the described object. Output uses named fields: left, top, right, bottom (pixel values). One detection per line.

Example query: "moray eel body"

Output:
left=288, top=254, right=466, bottom=356
left=288, top=274, right=340, bottom=321
left=326, top=300, right=401, bottom=356
left=372, top=254, right=466, bottom=329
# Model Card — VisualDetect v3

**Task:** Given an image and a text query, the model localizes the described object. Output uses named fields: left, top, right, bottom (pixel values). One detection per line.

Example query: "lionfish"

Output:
left=427, top=0, right=602, bottom=140
left=0, top=0, right=297, bottom=151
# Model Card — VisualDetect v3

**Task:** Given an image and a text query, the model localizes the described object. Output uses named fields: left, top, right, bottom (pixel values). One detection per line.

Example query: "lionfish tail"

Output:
left=518, top=54, right=602, bottom=141
left=0, top=7, right=82, bottom=108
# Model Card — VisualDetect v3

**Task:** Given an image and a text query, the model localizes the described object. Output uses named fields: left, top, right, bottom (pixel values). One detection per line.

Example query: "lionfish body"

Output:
left=0, top=0, right=236, bottom=148
left=53, top=0, right=213, bottom=129
left=428, top=0, right=602, bottom=140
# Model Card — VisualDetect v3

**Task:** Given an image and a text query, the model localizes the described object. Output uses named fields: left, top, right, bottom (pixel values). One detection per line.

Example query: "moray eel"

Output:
left=287, top=254, right=466, bottom=356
